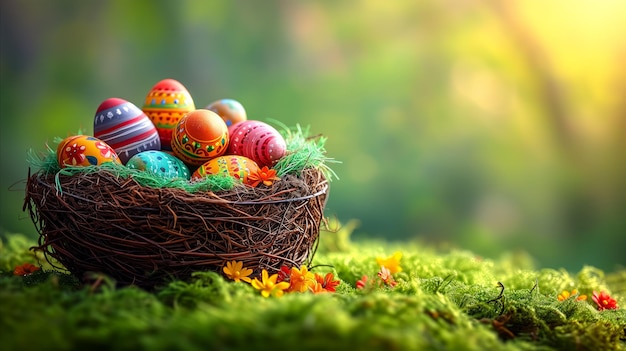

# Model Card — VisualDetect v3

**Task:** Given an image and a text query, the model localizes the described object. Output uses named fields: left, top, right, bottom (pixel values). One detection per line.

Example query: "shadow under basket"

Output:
left=24, top=167, right=328, bottom=288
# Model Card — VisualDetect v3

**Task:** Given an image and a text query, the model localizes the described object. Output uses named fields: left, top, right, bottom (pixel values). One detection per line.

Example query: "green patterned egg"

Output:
left=126, top=150, right=190, bottom=180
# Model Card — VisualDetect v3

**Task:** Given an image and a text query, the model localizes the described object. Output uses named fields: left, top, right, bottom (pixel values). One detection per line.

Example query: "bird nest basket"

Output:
left=24, top=167, right=329, bottom=288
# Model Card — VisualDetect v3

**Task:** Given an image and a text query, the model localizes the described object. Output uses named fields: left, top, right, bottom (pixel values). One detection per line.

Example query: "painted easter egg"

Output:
left=93, top=97, right=161, bottom=164
left=126, top=150, right=190, bottom=180
left=171, top=109, right=229, bottom=166
left=227, top=120, right=286, bottom=168
left=191, top=155, right=260, bottom=185
left=205, top=98, right=247, bottom=127
left=142, top=78, right=195, bottom=150
left=56, top=135, right=121, bottom=168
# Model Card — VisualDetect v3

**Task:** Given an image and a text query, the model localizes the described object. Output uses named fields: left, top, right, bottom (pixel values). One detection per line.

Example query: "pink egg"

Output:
left=226, top=120, right=286, bottom=168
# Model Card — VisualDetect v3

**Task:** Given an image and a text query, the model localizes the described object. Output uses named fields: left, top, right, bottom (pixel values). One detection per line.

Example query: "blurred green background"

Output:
left=1, top=0, right=625, bottom=272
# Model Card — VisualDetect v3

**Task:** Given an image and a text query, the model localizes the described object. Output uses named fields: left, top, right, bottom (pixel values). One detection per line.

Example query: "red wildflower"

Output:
left=356, top=275, right=369, bottom=289
left=592, top=291, right=619, bottom=311
left=313, top=272, right=340, bottom=293
left=276, top=265, right=291, bottom=283
left=14, top=263, right=40, bottom=276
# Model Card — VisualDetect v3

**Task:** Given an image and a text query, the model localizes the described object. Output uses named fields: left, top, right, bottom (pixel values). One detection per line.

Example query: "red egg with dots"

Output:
left=227, top=120, right=286, bottom=168
left=171, top=109, right=229, bottom=166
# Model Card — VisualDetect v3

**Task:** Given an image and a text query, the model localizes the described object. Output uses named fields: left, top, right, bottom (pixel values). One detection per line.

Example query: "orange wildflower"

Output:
left=248, top=166, right=280, bottom=187
left=557, top=289, right=587, bottom=302
left=313, top=272, right=340, bottom=293
left=222, top=260, right=253, bottom=283
left=309, top=281, right=325, bottom=294
left=14, top=263, right=40, bottom=276
left=288, top=265, right=315, bottom=293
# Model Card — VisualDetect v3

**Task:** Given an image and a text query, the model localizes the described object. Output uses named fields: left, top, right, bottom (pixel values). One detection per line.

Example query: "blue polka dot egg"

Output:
left=126, top=150, right=190, bottom=180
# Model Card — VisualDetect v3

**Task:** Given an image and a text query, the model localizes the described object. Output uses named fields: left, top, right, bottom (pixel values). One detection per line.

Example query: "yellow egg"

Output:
left=192, top=155, right=260, bottom=185
left=142, top=78, right=195, bottom=150
left=57, top=135, right=122, bottom=168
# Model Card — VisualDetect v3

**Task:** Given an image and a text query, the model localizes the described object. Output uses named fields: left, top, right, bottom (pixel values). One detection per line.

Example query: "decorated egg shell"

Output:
left=142, top=78, right=195, bottom=150
left=171, top=109, right=229, bottom=166
left=227, top=120, right=286, bottom=168
left=93, top=97, right=161, bottom=164
left=191, top=155, right=260, bottom=185
left=57, top=135, right=121, bottom=168
left=205, top=98, right=247, bottom=127
left=126, top=150, right=190, bottom=180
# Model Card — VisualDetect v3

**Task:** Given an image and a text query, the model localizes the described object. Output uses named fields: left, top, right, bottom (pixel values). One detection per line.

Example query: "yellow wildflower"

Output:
left=223, top=260, right=253, bottom=283
left=376, top=251, right=403, bottom=274
left=251, top=269, right=290, bottom=297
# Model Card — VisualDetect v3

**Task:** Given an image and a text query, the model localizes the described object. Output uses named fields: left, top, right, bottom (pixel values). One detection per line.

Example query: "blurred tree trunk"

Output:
left=488, top=1, right=576, bottom=152
left=488, top=0, right=626, bottom=252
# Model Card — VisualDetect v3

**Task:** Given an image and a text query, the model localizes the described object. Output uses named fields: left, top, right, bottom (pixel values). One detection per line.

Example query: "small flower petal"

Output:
left=223, top=260, right=253, bottom=283
left=13, top=263, right=40, bottom=276
left=592, top=291, right=619, bottom=311
left=248, top=167, right=280, bottom=187
left=376, top=252, right=402, bottom=274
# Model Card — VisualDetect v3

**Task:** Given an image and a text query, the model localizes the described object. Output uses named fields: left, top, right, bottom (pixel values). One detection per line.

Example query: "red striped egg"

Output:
left=227, top=120, right=286, bottom=168
left=171, top=109, right=229, bottom=166
left=191, top=155, right=260, bottom=185
left=94, top=98, right=161, bottom=164
left=142, top=79, right=195, bottom=150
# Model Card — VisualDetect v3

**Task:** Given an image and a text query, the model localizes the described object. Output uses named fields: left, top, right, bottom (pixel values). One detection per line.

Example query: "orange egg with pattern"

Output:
left=171, top=109, right=229, bottom=166
left=56, top=135, right=122, bottom=168
left=191, top=155, right=260, bottom=185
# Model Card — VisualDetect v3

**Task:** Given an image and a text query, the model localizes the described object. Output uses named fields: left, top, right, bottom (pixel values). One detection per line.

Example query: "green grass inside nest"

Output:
left=27, top=123, right=339, bottom=194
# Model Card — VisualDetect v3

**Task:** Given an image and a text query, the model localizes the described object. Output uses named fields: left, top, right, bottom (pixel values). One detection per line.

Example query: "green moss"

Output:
left=1, top=230, right=624, bottom=351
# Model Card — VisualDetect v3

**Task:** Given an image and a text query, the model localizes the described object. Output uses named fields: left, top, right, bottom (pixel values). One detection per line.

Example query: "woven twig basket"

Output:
left=24, top=167, right=328, bottom=288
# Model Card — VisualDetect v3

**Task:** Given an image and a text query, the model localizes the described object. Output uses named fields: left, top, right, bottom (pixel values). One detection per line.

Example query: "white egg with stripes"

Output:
left=93, top=97, right=161, bottom=164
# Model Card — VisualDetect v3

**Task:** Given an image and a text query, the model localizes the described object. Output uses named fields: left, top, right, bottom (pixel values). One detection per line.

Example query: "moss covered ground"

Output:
left=1, top=224, right=625, bottom=351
